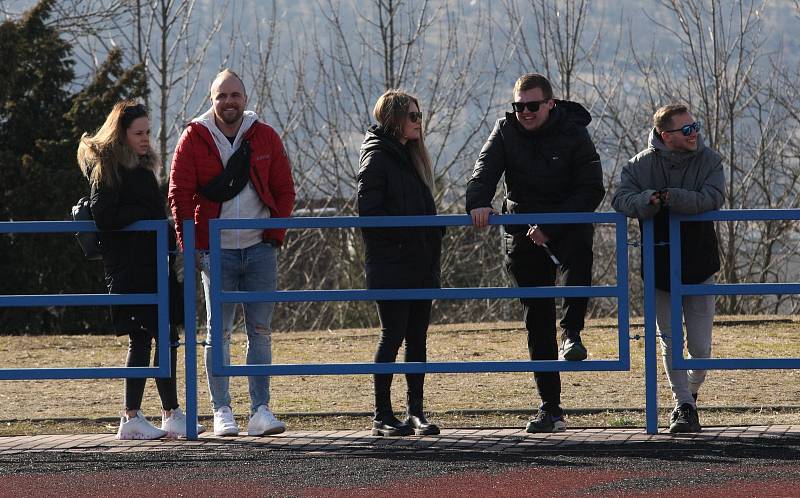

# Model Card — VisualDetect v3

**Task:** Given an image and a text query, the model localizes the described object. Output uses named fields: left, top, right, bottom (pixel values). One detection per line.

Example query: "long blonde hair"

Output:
left=372, top=89, right=434, bottom=190
left=76, top=100, right=160, bottom=188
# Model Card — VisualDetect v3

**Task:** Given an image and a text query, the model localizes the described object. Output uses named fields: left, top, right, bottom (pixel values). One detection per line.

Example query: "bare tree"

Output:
left=261, top=0, right=520, bottom=331
left=18, top=0, right=800, bottom=327
left=123, top=0, right=231, bottom=176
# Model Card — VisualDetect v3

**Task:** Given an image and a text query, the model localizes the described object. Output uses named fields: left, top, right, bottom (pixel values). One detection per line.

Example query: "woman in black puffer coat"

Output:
left=78, top=101, right=198, bottom=440
left=357, top=90, right=442, bottom=437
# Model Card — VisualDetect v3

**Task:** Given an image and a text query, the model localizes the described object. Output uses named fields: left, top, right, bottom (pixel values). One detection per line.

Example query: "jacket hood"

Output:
left=504, top=99, right=592, bottom=135
left=646, top=127, right=706, bottom=164
left=553, top=99, right=592, bottom=127
left=360, top=124, right=408, bottom=161
left=193, top=108, right=259, bottom=141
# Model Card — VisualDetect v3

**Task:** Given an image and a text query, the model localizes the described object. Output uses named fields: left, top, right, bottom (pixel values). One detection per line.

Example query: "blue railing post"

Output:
left=156, top=222, right=170, bottom=371
left=642, top=218, right=659, bottom=434
left=183, top=220, right=198, bottom=440
left=209, top=225, right=224, bottom=377
left=616, top=215, right=631, bottom=370
left=668, top=214, right=684, bottom=372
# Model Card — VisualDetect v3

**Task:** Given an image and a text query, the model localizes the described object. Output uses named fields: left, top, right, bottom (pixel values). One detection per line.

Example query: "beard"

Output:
left=217, top=106, right=243, bottom=125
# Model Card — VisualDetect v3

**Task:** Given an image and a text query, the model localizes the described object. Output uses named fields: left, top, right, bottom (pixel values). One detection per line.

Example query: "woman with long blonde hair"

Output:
left=357, top=90, right=442, bottom=436
left=77, top=100, right=201, bottom=439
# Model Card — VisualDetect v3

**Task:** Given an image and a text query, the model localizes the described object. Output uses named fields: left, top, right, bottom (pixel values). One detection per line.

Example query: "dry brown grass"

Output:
left=1, top=315, right=799, bottom=435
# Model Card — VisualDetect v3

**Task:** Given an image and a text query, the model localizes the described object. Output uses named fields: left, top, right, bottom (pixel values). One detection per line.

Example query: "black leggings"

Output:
left=373, top=300, right=432, bottom=415
left=124, top=329, right=179, bottom=411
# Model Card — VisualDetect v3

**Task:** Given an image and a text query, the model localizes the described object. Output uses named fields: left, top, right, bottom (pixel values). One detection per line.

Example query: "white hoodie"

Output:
left=194, top=108, right=271, bottom=250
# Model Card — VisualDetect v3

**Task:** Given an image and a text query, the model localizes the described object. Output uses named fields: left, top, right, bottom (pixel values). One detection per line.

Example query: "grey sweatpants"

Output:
left=655, top=277, right=715, bottom=408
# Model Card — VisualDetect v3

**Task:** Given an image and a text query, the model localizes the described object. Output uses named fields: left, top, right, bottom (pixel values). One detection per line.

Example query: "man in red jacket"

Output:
left=169, top=69, right=295, bottom=437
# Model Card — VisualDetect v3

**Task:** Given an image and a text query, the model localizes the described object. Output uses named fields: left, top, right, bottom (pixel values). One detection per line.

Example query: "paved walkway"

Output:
left=3, top=425, right=800, bottom=456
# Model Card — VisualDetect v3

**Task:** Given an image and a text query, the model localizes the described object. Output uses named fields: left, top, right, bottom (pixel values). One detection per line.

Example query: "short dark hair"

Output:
left=653, top=104, right=689, bottom=133
left=513, top=73, right=553, bottom=100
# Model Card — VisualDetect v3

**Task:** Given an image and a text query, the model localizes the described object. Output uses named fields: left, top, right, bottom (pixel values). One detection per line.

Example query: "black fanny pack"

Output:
left=200, top=140, right=251, bottom=202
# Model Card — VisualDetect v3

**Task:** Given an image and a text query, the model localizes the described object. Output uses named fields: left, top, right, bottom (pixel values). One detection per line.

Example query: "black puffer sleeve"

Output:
left=465, top=120, right=505, bottom=213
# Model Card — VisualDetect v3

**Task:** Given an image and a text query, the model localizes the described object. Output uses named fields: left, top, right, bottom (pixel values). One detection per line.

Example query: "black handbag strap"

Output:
left=199, top=141, right=251, bottom=202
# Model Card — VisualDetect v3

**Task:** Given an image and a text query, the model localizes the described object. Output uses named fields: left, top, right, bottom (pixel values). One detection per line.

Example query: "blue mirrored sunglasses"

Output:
left=665, top=122, right=700, bottom=136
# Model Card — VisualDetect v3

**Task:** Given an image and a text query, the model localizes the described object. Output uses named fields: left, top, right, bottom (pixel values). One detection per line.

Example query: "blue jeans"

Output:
left=200, top=242, right=277, bottom=414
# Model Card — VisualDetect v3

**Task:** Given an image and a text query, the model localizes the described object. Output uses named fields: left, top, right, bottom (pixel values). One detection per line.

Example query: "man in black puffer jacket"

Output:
left=466, top=73, right=604, bottom=433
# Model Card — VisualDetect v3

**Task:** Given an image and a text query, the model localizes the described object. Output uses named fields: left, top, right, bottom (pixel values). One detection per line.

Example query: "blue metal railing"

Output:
left=642, top=209, right=800, bottom=433
left=6, top=210, right=796, bottom=439
left=668, top=209, right=800, bottom=370
left=0, top=220, right=171, bottom=380
left=203, top=213, right=629, bottom=417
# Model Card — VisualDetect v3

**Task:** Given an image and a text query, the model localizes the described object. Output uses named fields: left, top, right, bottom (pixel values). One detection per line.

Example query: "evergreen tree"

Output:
left=0, top=0, right=147, bottom=334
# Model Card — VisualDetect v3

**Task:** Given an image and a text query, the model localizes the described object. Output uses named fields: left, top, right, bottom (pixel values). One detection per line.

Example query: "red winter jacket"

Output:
left=168, top=120, right=295, bottom=250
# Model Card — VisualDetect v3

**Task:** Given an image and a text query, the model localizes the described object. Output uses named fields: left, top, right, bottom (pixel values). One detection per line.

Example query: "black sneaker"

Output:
left=526, top=409, right=566, bottom=433
left=372, top=414, right=414, bottom=437
left=669, top=403, right=701, bottom=433
left=561, top=337, right=588, bottom=361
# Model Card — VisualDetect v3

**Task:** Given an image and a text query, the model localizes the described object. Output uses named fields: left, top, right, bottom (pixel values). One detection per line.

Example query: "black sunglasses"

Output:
left=511, top=99, right=549, bottom=113
left=665, top=122, right=700, bottom=136
left=407, top=111, right=423, bottom=123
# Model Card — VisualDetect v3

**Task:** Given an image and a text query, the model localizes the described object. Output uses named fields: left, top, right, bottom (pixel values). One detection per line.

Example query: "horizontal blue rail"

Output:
left=0, top=219, right=172, bottom=380
left=680, top=283, right=800, bottom=296
left=211, top=212, right=623, bottom=229
left=217, top=360, right=628, bottom=377
left=0, top=220, right=164, bottom=233
left=0, top=293, right=159, bottom=307
left=218, top=286, right=618, bottom=303
left=2, top=366, right=169, bottom=380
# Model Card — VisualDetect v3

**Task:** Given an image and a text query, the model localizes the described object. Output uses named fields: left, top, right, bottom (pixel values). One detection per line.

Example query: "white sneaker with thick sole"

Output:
left=213, top=406, right=239, bottom=436
left=247, top=405, right=286, bottom=436
left=161, top=407, right=206, bottom=438
left=116, top=411, right=168, bottom=440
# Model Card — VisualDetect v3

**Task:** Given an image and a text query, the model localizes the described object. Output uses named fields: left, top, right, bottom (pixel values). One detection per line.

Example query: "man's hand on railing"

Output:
left=470, top=207, right=498, bottom=229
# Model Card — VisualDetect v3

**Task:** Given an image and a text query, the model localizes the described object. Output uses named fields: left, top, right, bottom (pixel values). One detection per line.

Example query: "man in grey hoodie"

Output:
left=612, top=104, right=725, bottom=433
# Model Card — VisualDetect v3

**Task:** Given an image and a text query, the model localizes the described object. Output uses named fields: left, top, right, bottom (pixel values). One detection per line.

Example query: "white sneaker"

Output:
left=247, top=405, right=286, bottom=436
left=213, top=406, right=239, bottom=436
left=116, top=411, right=168, bottom=440
left=161, top=407, right=206, bottom=438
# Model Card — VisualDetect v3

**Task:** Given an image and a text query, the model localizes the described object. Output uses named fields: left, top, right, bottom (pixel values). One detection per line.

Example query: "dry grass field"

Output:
left=1, top=316, right=799, bottom=435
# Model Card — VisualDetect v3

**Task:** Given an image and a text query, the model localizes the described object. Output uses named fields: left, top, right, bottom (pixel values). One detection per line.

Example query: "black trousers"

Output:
left=504, top=225, right=594, bottom=412
left=124, top=329, right=179, bottom=411
left=373, top=299, right=432, bottom=416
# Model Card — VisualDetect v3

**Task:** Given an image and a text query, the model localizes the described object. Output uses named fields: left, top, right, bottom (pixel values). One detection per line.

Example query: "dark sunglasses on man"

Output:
left=664, top=121, right=700, bottom=137
left=511, top=99, right=549, bottom=113
left=407, top=111, right=423, bottom=123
